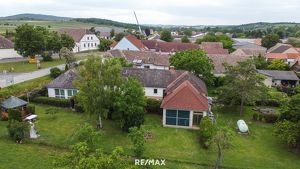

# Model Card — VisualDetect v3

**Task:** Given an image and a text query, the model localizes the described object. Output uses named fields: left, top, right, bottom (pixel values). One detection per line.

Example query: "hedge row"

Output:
left=31, top=97, right=70, bottom=107
left=252, top=112, right=279, bottom=123
left=145, top=98, right=162, bottom=114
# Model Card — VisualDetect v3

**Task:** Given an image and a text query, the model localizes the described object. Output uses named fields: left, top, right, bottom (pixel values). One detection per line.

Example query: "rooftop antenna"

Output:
left=133, top=10, right=143, bottom=35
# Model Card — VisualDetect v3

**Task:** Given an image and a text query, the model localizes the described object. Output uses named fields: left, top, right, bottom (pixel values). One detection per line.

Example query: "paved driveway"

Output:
left=0, top=64, right=65, bottom=88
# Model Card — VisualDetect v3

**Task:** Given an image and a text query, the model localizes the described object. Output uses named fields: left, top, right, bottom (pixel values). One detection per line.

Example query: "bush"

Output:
left=32, top=96, right=70, bottom=107
left=145, top=98, right=162, bottom=114
left=258, top=114, right=264, bottom=121
left=199, top=116, right=216, bottom=149
left=129, top=126, right=146, bottom=158
left=253, top=113, right=259, bottom=121
left=41, top=52, right=53, bottom=61
left=74, top=104, right=84, bottom=113
left=264, top=113, right=279, bottom=123
left=50, top=67, right=62, bottom=78
left=26, top=104, right=35, bottom=114
left=7, top=121, right=29, bottom=143
left=8, top=109, right=22, bottom=122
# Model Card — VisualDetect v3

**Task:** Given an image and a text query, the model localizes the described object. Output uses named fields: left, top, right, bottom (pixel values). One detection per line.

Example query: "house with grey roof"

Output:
left=47, top=69, right=78, bottom=99
left=0, top=36, right=22, bottom=60
left=257, top=70, right=299, bottom=87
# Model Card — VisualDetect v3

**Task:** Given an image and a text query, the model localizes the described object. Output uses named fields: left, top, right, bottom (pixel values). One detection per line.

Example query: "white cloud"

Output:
left=0, top=0, right=300, bottom=25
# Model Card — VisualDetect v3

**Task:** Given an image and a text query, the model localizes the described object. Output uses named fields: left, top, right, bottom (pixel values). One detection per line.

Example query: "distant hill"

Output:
left=0, top=13, right=71, bottom=21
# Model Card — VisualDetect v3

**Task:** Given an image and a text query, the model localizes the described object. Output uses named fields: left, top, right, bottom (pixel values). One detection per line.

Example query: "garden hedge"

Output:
left=31, top=96, right=70, bottom=107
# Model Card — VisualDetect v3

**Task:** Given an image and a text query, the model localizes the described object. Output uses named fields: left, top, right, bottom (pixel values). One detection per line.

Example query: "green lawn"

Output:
left=0, top=59, right=65, bottom=73
left=0, top=76, right=53, bottom=98
left=0, top=104, right=299, bottom=169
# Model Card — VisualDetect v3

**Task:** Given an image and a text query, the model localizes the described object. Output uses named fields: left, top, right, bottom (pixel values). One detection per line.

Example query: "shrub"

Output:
left=32, top=96, right=70, bottom=107
left=41, top=52, right=53, bottom=61
left=50, top=67, right=62, bottom=78
left=258, top=114, right=264, bottom=121
left=145, top=98, right=162, bottom=114
left=74, top=104, right=84, bottom=113
left=73, top=123, right=100, bottom=149
left=26, top=104, right=35, bottom=114
left=264, top=113, right=279, bottom=123
left=199, top=116, right=216, bottom=149
left=253, top=113, right=259, bottom=121
left=7, top=121, right=29, bottom=143
left=129, top=126, right=146, bottom=158
left=8, top=109, right=22, bottom=122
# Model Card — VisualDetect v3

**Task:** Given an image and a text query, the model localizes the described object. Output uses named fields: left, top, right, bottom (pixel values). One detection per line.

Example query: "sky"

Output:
left=1, top=0, right=300, bottom=25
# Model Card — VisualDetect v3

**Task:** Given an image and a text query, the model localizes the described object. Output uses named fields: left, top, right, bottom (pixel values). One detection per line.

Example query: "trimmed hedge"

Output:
left=145, top=98, right=162, bottom=114
left=31, top=96, right=70, bottom=107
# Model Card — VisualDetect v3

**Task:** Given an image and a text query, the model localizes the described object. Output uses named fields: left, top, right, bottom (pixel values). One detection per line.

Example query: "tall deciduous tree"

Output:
left=98, top=38, right=113, bottom=51
left=115, top=77, right=146, bottom=131
left=60, top=33, right=75, bottom=50
left=218, top=59, right=267, bottom=116
left=14, top=24, right=46, bottom=57
left=261, top=34, right=281, bottom=49
left=160, top=29, right=173, bottom=42
left=75, top=57, right=123, bottom=128
left=170, top=49, right=214, bottom=85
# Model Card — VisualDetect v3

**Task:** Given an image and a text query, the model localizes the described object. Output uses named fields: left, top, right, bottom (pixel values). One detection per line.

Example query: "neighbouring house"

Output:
left=0, top=36, right=22, bottom=60
left=208, top=54, right=249, bottom=76
left=105, top=49, right=170, bottom=70
left=233, top=38, right=262, bottom=47
left=291, top=60, right=300, bottom=72
left=200, top=42, right=229, bottom=55
left=257, top=70, right=299, bottom=87
left=265, top=53, right=300, bottom=65
left=122, top=68, right=211, bottom=129
left=268, top=43, right=299, bottom=54
left=1, top=96, right=28, bottom=119
left=111, top=35, right=148, bottom=51
left=47, top=69, right=78, bottom=99
left=231, top=48, right=266, bottom=57
left=99, top=32, right=112, bottom=39
left=57, top=28, right=100, bottom=53
left=141, top=40, right=200, bottom=54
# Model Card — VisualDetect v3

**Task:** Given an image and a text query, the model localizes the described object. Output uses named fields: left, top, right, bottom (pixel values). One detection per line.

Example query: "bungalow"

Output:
left=122, top=68, right=211, bottom=129
left=111, top=35, right=148, bottom=51
left=0, top=36, right=22, bottom=60
left=257, top=70, right=299, bottom=87
left=57, top=28, right=100, bottom=53
left=105, top=49, right=170, bottom=70
left=46, top=69, right=78, bottom=99
left=265, top=53, right=300, bottom=65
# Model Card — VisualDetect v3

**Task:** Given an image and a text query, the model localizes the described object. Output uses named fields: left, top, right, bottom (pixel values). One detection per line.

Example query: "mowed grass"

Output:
left=0, top=59, right=65, bottom=73
left=0, top=76, right=53, bottom=98
left=0, top=104, right=300, bottom=168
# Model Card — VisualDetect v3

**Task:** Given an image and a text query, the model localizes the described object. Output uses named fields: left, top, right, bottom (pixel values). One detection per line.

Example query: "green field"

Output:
left=0, top=104, right=299, bottom=169
left=0, top=20, right=97, bottom=33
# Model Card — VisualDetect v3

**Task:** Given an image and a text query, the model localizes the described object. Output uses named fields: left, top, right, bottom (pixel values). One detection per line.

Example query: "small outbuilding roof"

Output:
left=257, top=70, right=299, bottom=81
left=1, top=96, right=28, bottom=109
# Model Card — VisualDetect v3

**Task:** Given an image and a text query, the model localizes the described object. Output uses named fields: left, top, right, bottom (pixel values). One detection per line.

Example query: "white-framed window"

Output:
left=144, top=65, right=150, bottom=69
left=84, top=43, right=86, bottom=48
left=166, top=109, right=190, bottom=126
left=95, top=43, right=97, bottom=46
left=67, top=89, right=78, bottom=98
left=55, top=89, right=65, bottom=99
left=88, top=43, right=90, bottom=47
left=154, top=88, right=158, bottom=94
left=87, top=37, right=89, bottom=40
left=91, top=43, right=93, bottom=47
left=91, top=37, right=93, bottom=40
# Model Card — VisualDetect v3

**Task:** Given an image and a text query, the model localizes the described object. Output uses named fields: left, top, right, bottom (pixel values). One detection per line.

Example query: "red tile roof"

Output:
left=141, top=40, right=200, bottom=53
left=265, top=53, right=300, bottom=60
left=160, top=80, right=209, bottom=111
left=202, top=47, right=229, bottom=55
left=125, top=35, right=148, bottom=51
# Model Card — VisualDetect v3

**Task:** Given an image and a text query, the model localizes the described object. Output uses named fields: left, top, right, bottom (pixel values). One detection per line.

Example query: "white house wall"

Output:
left=113, top=38, right=140, bottom=51
left=47, top=88, right=78, bottom=99
left=73, top=34, right=100, bottom=53
left=144, top=87, right=164, bottom=98
left=138, top=64, right=169, bottom=70
left=0, top=49, right=22, bottom=60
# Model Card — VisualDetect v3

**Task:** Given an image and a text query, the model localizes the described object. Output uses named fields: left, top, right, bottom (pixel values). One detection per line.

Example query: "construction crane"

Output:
left=133, top=11, right=143, bottom=35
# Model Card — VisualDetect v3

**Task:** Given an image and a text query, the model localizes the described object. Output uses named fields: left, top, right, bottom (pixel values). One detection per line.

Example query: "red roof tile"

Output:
left=161, top=80, right=209, bottom=111
left=266, top=53, right=288, bottom=60
left=125, top=35, right=148, bottom=51
left=141, top=40, right=200, bottom=53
